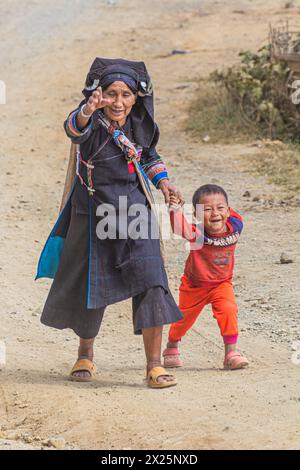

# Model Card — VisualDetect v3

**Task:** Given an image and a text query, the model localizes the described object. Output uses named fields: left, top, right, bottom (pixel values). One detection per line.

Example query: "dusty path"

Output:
left=0, top=0, right=299, bottom=450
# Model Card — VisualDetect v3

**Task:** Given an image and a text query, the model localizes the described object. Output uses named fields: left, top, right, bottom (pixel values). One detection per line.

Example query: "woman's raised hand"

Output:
left=84, top=86, right=112, bottom=114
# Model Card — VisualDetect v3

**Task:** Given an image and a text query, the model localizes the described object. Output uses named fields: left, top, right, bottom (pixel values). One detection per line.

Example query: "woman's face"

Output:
left=102, top=81, right=137, bottom=125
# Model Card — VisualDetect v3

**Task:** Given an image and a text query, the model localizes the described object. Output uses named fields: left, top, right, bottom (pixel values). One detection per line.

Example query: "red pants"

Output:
left=169, top=275, right=238, bottom=343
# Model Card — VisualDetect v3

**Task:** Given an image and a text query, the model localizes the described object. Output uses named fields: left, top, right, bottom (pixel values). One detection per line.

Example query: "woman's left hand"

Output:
left=158, top=180, right=184, bottom=206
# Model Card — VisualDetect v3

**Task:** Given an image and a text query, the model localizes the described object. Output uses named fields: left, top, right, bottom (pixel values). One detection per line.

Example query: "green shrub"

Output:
left=188, top=45, right=300, bottom=142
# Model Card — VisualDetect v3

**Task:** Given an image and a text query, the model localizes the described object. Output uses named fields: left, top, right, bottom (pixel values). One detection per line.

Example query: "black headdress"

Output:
left=82, top=58, right=156, bottom=147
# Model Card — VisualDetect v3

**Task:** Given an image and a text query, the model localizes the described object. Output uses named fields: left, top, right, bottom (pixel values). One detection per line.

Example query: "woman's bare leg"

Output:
left=142, top=326, right=176, bottom=383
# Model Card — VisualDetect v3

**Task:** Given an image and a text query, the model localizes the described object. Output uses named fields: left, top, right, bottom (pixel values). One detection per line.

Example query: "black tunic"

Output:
left=72, top=116, right=169, bottom=308
left=40, top=114, right=183, bottom=336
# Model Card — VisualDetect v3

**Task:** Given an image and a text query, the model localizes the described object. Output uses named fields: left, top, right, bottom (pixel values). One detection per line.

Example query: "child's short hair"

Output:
left=192, top=184, right=229, bottom=209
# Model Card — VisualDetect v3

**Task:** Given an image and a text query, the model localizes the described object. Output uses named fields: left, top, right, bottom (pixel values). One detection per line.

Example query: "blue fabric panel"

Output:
left=35, top=236, right=65, bottom=279
left=35, top=176, right=77, bottom=280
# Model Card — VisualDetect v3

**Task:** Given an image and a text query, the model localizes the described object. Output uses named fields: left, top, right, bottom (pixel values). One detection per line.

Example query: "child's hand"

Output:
left=169, top=194, right=182, bottom=212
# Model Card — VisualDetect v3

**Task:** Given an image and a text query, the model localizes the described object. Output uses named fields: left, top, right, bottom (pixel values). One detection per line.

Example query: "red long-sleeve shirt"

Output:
left=170, top=208, right=243, bottom=288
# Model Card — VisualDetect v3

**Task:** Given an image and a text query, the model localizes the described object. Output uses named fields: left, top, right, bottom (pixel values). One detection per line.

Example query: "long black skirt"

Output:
left=41, top=204, right=182, bottom=339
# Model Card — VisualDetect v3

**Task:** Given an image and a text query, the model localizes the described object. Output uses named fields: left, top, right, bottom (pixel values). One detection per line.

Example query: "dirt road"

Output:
left=0, top=0, right=299, bottom=450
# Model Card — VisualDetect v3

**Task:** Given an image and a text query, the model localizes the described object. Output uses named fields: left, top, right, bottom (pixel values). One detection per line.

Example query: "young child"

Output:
left=163, top=184, right=249, bottom=370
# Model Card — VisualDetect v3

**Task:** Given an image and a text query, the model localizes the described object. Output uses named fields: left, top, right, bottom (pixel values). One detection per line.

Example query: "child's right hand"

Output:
left=84, top=87, right=113, bottom=115
left=169, top=194, right=182, bottom=211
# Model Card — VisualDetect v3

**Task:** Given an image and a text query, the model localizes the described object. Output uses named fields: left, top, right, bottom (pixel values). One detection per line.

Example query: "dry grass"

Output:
left=248, top=142, right=300, bottom=193
left=186, top=82, right=300, bottom=195
left=186, top=82, right=264, bottom=143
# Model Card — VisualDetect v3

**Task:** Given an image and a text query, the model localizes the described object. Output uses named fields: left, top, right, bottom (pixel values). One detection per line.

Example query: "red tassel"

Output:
left=128, top=162, right=135, bottom=174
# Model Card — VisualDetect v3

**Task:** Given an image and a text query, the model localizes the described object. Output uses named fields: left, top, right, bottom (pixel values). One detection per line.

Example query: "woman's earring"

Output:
left=85, top=78, right=100, bottom=92
left=138, top=80, right=153, bottom=97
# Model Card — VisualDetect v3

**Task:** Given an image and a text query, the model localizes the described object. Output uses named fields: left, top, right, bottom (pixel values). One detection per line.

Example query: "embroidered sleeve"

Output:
left=140, top=125, right=169, bottom=188
left=64, top=102, right=93, bottom=144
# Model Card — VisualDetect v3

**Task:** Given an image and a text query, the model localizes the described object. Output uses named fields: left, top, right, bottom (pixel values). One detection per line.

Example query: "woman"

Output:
left=36, top=58, right=183, bottom=388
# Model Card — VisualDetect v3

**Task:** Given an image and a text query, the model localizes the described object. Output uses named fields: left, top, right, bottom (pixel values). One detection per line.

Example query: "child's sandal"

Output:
left=163, top=347, right=183, bottom=368
left=223, top=351, right=249, bottom=370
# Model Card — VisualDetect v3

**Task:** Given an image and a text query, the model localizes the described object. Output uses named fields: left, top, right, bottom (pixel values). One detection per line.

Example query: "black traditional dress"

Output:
left=36, top=58, right=182, bottom=338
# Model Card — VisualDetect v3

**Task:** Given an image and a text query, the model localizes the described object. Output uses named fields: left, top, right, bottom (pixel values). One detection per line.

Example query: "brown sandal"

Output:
left=147, top=366, right=177, bottom=389
left=69, top=358, right=97, bottom=382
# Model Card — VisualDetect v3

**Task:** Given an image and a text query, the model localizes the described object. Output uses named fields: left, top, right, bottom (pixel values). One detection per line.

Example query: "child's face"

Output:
left=195, top=193, right=230, bottom=234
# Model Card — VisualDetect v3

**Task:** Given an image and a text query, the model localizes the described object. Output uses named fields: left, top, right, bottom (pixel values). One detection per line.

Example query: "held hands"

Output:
left=169, top=194, right=182, bottom=212
left=158, top=180, right=184, bottom=208
left=83, top=87, right=112, bottom=115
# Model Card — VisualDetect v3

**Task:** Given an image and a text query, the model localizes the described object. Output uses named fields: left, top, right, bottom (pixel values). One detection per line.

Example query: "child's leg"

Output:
left=164, top=276, right=209, bottom=367
left=164, top=302, right=202, bottom=368
left=164, top=301, right=202, bottom=368
left=210, top=282, right=248, bottom=369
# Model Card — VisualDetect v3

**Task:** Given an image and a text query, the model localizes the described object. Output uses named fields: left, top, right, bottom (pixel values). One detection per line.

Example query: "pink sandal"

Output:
left=224, top=351, right=249, bottom=370
left=163, top=348, right=183, bottom=368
